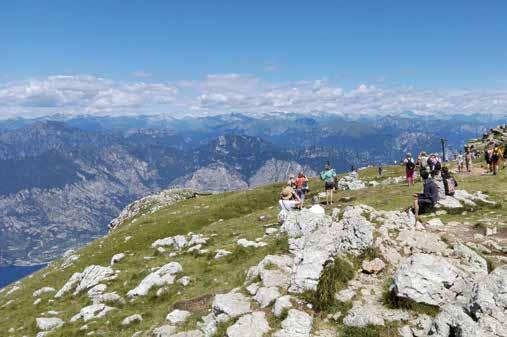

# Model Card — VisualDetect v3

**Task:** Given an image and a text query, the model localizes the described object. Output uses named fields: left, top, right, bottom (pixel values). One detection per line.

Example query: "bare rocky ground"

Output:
left=0, top=155, right=505, bottom=337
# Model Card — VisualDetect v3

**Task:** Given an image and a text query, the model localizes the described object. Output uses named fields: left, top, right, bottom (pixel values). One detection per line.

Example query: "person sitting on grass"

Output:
left=279, top=186, right=302, bottom=212
left=441, top=166, right=458, bottom=196
left=411, top=169, right=439, bottom=226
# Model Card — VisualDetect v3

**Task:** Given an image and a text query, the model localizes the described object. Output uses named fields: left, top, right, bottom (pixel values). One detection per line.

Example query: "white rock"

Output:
left=343, top=305, right=384, bottom=327
left=170, top=331, right=204, bottom=337
left=361, top=258, right=386, bottom=274
left=92, top=292, right=125, bottom=305
left=226, top=311, right=270, bottom=337
left=212, top=291, right=251, bottom=319
left=173, top=235, right=189, bottom=250
left=6, top=286, right=20, bottom=296
left=87, top=284, right=107, bottom=298
left=427, top=218, right=445, bottom=227
left=265, top=227, right=279, bottom=235
left=127, top=262, right=182, bottom=297
left=121, top=314, right=142, bottom=326
left=152, top=324, right=177, bottom=337
left=273, top=295, right=293, bottom=317
left=246, top=283, right=260, bottom=295
left=70, top=304, right=115, bottom=322
left=178, top=276, right=191, bottom=287
left=110, top=253, right=125, bottom=266
left=151, top=237, right=175, bottom=248
left=33, top=287, right=55, bottom=298
left=36, top=317, right=64, bottom=331
left=166, top=309, right=191, bottom=326
left=55, top=265, right=115, bottom=298
left=272, top=309, right=313, bottom=337
left=214, top=249, right=231, bottom=259
left=237, top=238, right=267, bottom=248
left=308, top=205, right=325, bottom=215
left=34, top=298, right=42, bottom=305
left=253, top=286, right=281, bottom=308
left=397, top=230, right=448, bottom=254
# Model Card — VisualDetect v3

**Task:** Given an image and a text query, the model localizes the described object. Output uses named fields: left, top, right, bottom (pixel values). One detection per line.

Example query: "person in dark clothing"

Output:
left=412, top=169, right=439, bottom=225
left=441, top=166, right=458, bottom=196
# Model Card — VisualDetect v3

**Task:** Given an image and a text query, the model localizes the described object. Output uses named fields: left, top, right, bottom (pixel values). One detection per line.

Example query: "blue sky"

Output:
left=1, top=1, right=507, bottom=118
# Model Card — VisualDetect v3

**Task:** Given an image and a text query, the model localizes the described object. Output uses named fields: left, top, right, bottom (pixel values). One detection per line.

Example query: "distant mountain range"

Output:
left=1, top=112, right=506, bottom=266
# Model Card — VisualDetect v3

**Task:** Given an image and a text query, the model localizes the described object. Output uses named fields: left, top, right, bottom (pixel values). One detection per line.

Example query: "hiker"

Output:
left=287, top=174, right=297, bottom=189
left=441, top=166, right=458, bottom=196
left=492, top=145, right=502, bottom=175
left=411, top=169, right=439, bottom=226
left=308, top=195, right=325, bottom=215
left=485, top=144, right=494, bottom=173
left=319, top=163, right=337, bottom=206
left=278, top=186, right=302, bottom=211
left=417, top=151, right=429, bottom=169
left=465, top=148, right=473, bottom=172
left=403, top=153, right=416, bottom=186
left=457, top=152, right=464, bottom=173
left=427, top=153, right=442, bottom=177
left=378, top=165, right=383, bottom=176
left=294, top=172, right=309, bottom=205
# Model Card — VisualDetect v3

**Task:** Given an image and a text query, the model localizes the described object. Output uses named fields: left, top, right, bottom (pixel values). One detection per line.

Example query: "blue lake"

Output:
left=0, top=265, right=46, bottom=288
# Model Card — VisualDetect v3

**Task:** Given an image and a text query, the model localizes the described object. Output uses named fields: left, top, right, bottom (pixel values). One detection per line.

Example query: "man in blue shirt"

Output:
left=412, top=169, right=439, bottom=226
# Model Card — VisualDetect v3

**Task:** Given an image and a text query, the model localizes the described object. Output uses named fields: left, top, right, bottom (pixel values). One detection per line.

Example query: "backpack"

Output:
left=407, top=160, right=416, bottom=171
left=445, top=177, right=456, bottom=196
left=419, top=165, right=429, bottom=177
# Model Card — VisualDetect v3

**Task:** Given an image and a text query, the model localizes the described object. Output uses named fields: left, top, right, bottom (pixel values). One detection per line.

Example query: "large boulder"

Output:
left=466, top=266, right=507, bottom=337
left=393, top=254, right=465, bottom=307
left=36, top=317, right=64, bottom=331
left=127, top=262, right=182, bottom=297
left=284, top=206, right=374, bottom=293
left=428, top=305, right=495, bottom=337
left=70, top=304, right=115, bottom=322
left=55, top=265, right=115, bottom=298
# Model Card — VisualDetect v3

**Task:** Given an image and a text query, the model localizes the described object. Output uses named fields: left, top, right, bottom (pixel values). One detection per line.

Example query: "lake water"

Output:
left=0, top=265, right=46, bottom=288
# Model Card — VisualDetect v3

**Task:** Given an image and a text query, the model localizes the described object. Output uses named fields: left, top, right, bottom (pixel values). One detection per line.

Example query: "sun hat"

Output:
left=280, top=186, right=294, bottom=200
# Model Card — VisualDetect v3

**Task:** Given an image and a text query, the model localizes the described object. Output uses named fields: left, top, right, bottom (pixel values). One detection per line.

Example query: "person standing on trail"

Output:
left=378, top=165, right=383, bottom=176
left=294, top=172, right=309, bottom=205
left=403, top=153, right=416, bottom=186
left=485, top=143, right=494, bottom=173
left=457, top=152, right=464, bottom=173
left=411, top=169, right=439, bottom=226
left=319, top=163, right=337, bottom=206
left=492, top=145, right=502, bottom=175
left=465, top=148, right=473, bottom=172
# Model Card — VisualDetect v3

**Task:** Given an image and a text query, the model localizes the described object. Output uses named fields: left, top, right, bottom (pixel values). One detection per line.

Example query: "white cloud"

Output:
left=0, top=73, right=507, bottom=119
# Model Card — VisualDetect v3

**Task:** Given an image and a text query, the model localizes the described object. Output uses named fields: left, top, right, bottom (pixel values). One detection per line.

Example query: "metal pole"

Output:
left=441, top=138, right=446, bottom=162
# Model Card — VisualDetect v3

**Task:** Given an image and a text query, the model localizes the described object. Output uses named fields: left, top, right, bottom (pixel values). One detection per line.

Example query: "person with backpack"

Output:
left=411, top=168, right=439, bottom=226
left=294, top=172, right=309, bottom=205
left=441, top=166, right=458, bottom=196
left=456, top=152, right=464, bottom=173
left=403, top=153, right=416, bottom=186
left=319, top=163, right=337, bottom=206
left=491, top=145, right=502, bottom=175
left=427, top=153, right=442, bottom=177
left=485, top=143, right=494, bottom=173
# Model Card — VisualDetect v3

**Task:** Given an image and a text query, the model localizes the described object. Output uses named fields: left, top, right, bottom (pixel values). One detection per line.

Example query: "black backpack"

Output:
left=407, top=160, right=416, bottom=170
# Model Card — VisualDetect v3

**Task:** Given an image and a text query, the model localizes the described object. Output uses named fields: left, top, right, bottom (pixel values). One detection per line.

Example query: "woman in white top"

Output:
left=279, top=186, right=302, bottom=211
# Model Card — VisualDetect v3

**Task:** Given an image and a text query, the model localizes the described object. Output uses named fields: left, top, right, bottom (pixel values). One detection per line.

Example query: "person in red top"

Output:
left=294, top=172, right=309, bottom=205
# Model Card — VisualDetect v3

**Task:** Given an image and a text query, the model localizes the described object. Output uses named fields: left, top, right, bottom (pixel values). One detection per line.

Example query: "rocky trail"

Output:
left=0, top=154, right=506, bottom=337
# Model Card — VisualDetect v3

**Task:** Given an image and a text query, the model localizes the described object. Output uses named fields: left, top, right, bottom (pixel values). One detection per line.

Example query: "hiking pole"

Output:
left=441, top=138, right=447, bottom=162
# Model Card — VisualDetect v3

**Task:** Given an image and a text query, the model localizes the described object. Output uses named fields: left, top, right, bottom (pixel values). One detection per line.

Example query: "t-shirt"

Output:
left=279, top=200, right=299, bottom=211
left=295, top=177, right=307, bottom=189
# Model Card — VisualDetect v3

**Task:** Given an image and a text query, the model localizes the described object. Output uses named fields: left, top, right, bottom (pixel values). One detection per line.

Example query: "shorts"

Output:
left=325, top=181, right=335, bottom=191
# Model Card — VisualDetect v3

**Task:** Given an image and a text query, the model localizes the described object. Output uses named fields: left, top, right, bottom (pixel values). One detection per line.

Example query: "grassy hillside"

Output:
left=0, top=161, right=505, bottom=337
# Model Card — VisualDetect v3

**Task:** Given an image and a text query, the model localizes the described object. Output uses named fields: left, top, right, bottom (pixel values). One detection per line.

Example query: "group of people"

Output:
left=484, top=143, right=505, bottom=175
left=279, top=163, right=338, bottom=212
left=402, top=151, right=443, bottom=186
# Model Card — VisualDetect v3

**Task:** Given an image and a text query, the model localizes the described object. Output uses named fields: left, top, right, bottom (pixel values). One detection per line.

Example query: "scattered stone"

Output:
left=55, top=265, right=115, bottom=298
left=361, top=258, right=386, bottom=274
left=121, top=314, right=142, bottom=326
left=110, top=253, right=125, bottom=265
left=427, top=218, right=445, bottom=227
left=246, top=283, right=260, bottom=295
left=226, top=311, right=270, bottom=337
left=214, top=249, right=231, bottom=260
left=70, top=304, right=115, bottom=322
left=273, top=295, right=293, bottom=318
left=178, top=276, right=191, bottom=287
left=272, top=309, right=313, bottom=337
left=33, top=287, right=55, bottom=298
left=127, top=262, right=182, bottom=297
left=237, top=238, right=267, bottom=248
left=343, top=305, right=384, bottom=327
left=166, top=309, right=191, bottom=326
left=212, top=291, right=251, bottom=319
left=152, top=324, right=177, bottom=337
left=253, top=286, right=281, bottom=308
left=265, top=227, right=279, bottom=235
left=335, top=288, right=355, bottom=302
left=36, top=317, right=64, bottom=331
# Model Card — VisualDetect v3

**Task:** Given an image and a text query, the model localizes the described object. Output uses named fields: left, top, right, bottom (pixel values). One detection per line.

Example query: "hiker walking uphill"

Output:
left=456, top=152, right=464, bottom=173
left=403, top=153, right=416, bottom=186
left=411, top=168, right=439, bottom=226
left=491, top=145, right=503, bottom=175
left=320, top=163, right=337, bottom=206
left=465, top=147, right=473, bottom=172
left=485, top=143, right=494, bottom=173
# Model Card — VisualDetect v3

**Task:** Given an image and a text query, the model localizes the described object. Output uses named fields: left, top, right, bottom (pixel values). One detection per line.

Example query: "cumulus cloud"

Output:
left=0, top=73, right=506, bottom=119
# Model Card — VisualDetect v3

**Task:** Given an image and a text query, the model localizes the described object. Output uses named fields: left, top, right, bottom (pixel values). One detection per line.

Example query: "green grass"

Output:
left=342, top=324, right=401, bottom=337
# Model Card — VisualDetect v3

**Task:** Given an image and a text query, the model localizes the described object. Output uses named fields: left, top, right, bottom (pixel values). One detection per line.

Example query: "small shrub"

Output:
left=485, top=257, right=496, bottom=273
left=311, top=256, right=355, bottom=312
left=225, top=246, right=251, bottom=264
